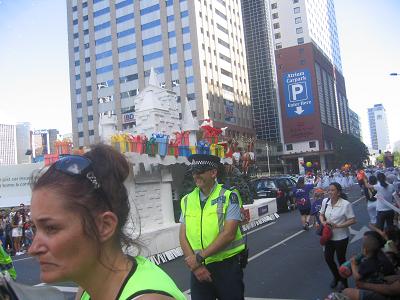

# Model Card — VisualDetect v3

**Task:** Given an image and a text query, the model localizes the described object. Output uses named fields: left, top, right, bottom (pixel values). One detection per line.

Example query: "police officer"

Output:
left=179, top=154, right=245, bottom=300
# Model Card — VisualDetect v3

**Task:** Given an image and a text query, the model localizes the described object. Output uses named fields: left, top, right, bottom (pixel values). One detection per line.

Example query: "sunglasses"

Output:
left=54, top=155, right=101, bottom=189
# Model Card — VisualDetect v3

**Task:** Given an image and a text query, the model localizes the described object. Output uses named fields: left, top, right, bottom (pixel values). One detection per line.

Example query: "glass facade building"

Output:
left=67, top=0, right=254, bottom=147
left=241, top=0, right=281, bottom=143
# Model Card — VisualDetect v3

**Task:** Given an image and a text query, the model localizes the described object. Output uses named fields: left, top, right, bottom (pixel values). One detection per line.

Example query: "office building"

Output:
left=66, top=0, right=254, bottom=148
left=268, top=0, right=350, bottom=171
left=0, top=123, right=17, bottom=165
left=32, top=129, right=60, bottom=158
left=16, top=122, right=32, bottom=164
left=368, top=104, right=390, bottom=153
left=241, top=0, right=281, bottom=144
left=349, top=109, right=361, bottom=141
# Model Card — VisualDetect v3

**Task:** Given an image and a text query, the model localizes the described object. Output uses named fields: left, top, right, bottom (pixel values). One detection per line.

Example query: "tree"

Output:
left=333, top=133, right=370, bottom=168
left=394, top=151, right=400, bottom=167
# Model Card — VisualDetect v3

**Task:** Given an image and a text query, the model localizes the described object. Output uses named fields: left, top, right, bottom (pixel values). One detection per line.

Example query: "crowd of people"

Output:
left=0, top=204, right=33, bottom=256
left=1, top=143, right=400, bottom=299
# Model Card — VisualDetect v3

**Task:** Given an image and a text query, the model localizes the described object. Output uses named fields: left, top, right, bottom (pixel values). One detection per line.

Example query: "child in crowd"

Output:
left=349, top=231, right=395, bottom=284
left=310, top=188, right=325, bottom=230
left=369, top=223, right=400, bottom=269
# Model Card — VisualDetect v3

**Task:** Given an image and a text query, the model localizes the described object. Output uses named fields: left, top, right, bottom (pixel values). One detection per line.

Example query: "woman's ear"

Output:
left=96, top=212, right=118, bottom=242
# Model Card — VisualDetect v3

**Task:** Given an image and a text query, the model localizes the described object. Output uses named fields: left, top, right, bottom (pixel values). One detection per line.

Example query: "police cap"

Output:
left=188, top=154, right=222, bottom=173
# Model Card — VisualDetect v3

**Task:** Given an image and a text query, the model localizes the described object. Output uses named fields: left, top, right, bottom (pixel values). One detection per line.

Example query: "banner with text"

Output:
left=283, top=69, right=314, bottom=118
left=0, top=163, right=43, bottom=207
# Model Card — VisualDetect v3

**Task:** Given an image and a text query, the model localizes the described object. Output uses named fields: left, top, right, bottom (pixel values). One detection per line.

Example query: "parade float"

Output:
left=47, top=69, right=278, bottom=264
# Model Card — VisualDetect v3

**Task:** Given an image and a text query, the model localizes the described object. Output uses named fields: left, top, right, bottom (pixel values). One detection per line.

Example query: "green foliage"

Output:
left=220, top=166, right=254, bottom=205
left=376, top=154, right=384, bottom=163
left=333, top=133, right=370, bottom=167
left=394, top=151, right=400, bottom=167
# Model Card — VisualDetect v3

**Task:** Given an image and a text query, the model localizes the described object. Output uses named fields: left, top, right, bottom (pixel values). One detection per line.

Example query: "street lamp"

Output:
left=266, top=143, right=271, bottom=176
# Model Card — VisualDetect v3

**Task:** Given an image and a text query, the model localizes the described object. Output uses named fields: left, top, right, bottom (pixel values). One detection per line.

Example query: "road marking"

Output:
left=248, top=229, right=305, bottom=262
left=13, top=256, right=34, bottom=262
left=246, top=221, right=276, bottom=236
left=35, top=283, right=78, bottom=293
left=352, top=195, right=365, bottom=205
left=349, top=226, right=370, bottom=244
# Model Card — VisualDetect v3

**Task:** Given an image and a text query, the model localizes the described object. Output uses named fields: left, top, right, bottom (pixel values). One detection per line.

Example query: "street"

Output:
left=13, top=184, right=370, bottom=299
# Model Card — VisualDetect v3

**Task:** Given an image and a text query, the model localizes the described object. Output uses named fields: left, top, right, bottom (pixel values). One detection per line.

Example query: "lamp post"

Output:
left=266, top=143, right=271, bottom=176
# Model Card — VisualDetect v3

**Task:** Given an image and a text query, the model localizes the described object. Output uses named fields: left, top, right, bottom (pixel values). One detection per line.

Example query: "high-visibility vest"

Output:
left=80, top=256, right=186, bottom=300
left=0, top=245, right=16, bottom=280
left=181, top=184, right=245, bottom=264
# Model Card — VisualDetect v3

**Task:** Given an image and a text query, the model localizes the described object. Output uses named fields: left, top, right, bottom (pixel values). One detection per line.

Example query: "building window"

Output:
left=273, top=23, right=280, bottom=29
left=293, top=0, right=299, bottom=3
left=89, top=130, right=95, bottom=136
left=78, top=132, right=84, bottom=138
left=294, top=7, right=300, bottom=14
left=309, top=141, right=316, bottom=148
left=296, top=27, right=303, bottom=34
left=276, top=43, right=282, bottom=49
left=297, top=37, right=304, bottom=44
left=274, top=32, right=281, bottom=39
left=272, top=13, right=279, bottom=19
left=295, top=17, right=302, bottom=24
left=271, top=3, right=277, bottom=9
left=286, top=144, right=293, bottom=151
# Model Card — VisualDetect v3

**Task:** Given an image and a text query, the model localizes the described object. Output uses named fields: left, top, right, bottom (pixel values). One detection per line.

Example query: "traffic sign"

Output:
left=283, top=69, right=314, bottom=118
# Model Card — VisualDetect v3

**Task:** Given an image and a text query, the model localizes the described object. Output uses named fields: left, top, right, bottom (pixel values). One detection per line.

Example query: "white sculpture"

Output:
left=132, top=68, right=180, bottom=138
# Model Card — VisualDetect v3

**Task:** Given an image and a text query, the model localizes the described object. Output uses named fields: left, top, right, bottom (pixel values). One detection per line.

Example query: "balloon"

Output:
left=306, top=162, right=312, bottom=167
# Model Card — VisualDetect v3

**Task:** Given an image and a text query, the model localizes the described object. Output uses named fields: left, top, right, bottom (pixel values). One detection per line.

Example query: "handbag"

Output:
left=316, top=198, right=330, bottom=236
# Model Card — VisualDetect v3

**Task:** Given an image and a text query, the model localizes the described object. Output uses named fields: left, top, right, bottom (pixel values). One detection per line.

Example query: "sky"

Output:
left=0, top=0, right=399, bottom=147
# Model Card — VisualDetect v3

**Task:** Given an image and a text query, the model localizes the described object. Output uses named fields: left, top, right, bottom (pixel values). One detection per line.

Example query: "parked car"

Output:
left=250, top=176, right=298, bottom=213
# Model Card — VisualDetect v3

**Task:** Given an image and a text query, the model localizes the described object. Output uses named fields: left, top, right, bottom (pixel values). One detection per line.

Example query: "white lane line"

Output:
left=34, top=283, right=78, bottom=293
left=12, top=256, right=34, bottom=262
left=246, top=221, right=276, bottom=236
left=248, top=229, right=305, bottom=262
left=352, top=195, right=365, bottom=205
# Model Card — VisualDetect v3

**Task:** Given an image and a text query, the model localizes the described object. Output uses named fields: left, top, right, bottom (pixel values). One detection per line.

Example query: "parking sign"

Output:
left=283, top=69, right=314, bottom=118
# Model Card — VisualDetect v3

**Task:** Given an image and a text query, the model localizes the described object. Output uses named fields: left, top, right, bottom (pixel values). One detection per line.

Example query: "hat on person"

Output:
left=320, top=225, right=333, bottom=246
left=188, top=154, right=221, bottom=173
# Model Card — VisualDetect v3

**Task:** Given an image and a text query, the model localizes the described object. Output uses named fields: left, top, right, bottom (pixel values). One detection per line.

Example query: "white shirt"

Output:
left=374, top=183, right=395, bottom=212
left=320, top=197, right=355, bottom=241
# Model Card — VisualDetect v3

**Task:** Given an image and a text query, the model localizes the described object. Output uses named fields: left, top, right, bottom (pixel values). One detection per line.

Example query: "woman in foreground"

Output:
left=28, top=144, right=185, bottom=300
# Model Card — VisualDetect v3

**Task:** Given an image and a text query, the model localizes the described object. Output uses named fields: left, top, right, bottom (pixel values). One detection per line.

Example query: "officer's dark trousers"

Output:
left=190, top=254, right=244, bottom=300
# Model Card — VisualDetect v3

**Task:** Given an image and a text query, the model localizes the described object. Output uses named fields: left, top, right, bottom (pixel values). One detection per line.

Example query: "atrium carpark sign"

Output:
left=283, top=69, right=314, bottom=118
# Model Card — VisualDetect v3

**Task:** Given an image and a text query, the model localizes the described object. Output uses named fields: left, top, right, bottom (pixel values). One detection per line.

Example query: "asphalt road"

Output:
left=12, top=184, right=370, bottom=299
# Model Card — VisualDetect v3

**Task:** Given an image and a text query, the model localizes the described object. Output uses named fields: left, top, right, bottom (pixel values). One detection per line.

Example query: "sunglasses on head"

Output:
left=54, top=155, right=100, bottom=189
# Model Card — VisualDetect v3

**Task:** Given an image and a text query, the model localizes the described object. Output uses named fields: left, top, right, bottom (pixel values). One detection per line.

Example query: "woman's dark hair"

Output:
left=377, top=172, right=388, bottom=188
left=329, top=182, right=348, bottom=200
left=31, top=144, right=136, bottom=260
left=296, top=176, right=305, bottom=189
left=364, top=230, right=385, bottom=249
left=12, top=211, right=20, bottom=226
left=368, top=175, right=377, bottom=185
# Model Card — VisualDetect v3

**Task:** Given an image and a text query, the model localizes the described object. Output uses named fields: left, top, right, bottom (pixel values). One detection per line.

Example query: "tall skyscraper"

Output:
left=267, top=0, right=350, bottom=171
left=0, top=123, right=17, bottom=165
left=368, top=104, right=390, bottom=153
left=66, top=0, right=254, bottom=148
left=16, top=122, right=32, bottom=164
left=241, top=0, right=281, bottom=144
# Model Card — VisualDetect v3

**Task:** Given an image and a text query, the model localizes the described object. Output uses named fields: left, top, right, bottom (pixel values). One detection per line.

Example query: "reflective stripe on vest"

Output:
left=182, top=184, right=245, bottom=264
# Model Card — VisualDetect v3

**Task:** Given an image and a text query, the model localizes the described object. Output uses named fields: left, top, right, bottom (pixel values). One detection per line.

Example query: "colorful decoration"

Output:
left=108, top=121, right=254, bottom=163
left=306, top=162, right=312, bottom=168
left=54, top=139, right=73, bottom=155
